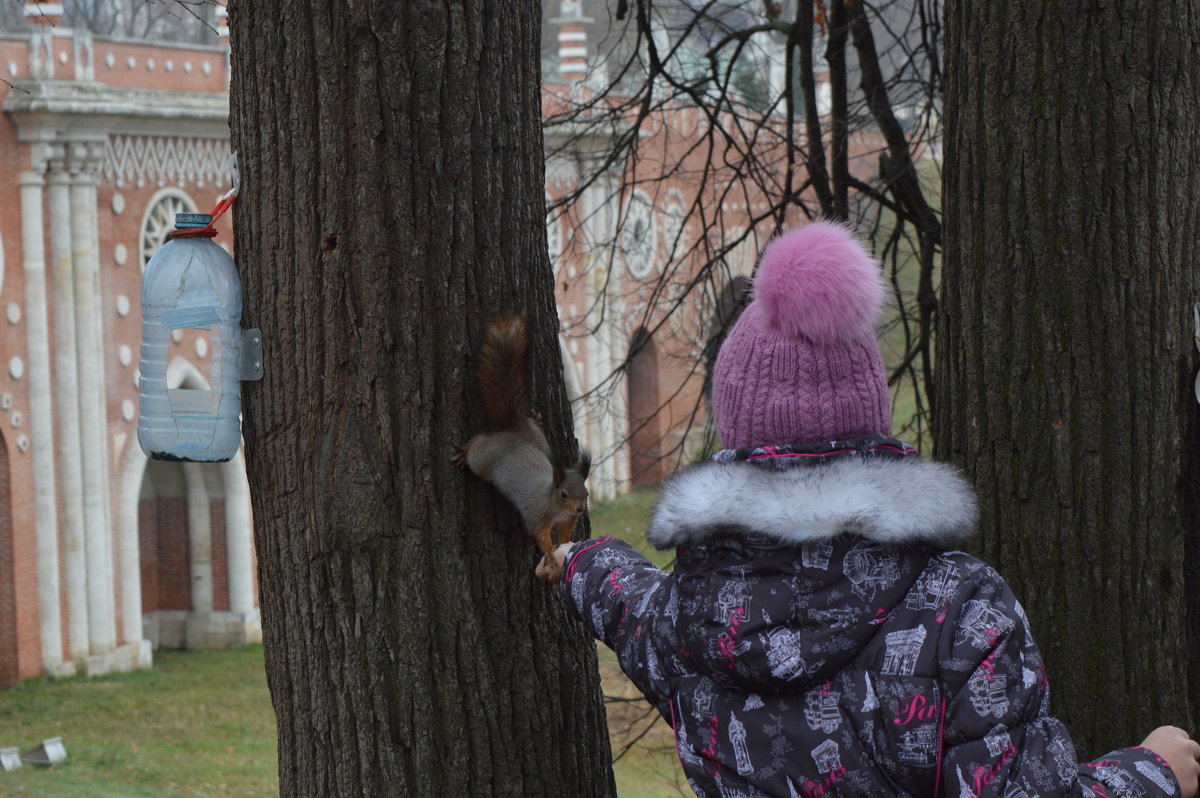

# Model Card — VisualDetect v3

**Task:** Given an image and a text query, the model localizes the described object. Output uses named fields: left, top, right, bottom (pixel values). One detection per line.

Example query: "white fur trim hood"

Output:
left=647, top=456, right=979, bottom=549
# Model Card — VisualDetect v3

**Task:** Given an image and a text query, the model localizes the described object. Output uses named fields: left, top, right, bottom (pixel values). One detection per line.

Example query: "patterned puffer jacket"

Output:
left=559, top=435, right=1178, bottom=798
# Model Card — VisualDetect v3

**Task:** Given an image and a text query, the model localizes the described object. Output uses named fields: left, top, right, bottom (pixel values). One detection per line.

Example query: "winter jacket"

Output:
left=559, top=435, right=1178, bottom=798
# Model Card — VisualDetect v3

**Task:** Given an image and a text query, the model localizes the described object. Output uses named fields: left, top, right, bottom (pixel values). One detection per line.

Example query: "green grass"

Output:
left=588, top=485, right=673, bottom=570
left=0, top=646, right=277, bottom=798
left=589, top=486, right=689, bottom=797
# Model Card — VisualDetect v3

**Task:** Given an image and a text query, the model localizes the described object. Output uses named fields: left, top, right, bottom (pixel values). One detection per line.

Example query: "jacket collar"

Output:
left=647, top=435, right=978, bottom=550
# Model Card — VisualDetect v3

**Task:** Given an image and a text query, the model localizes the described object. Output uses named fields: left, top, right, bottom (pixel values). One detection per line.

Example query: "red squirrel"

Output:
left=455, top=314, right=590, bottom=559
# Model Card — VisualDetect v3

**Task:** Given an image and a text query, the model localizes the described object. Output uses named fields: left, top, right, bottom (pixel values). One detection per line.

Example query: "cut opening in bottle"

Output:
left=166, top=323, right=223, bottom=415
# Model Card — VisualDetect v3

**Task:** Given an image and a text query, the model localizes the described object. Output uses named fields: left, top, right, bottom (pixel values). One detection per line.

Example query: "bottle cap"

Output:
left=175, top=213, right=213, bottom=229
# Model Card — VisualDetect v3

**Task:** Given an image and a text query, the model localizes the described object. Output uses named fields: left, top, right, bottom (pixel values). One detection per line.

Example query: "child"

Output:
left=537, top=221, right=1200, bottom=797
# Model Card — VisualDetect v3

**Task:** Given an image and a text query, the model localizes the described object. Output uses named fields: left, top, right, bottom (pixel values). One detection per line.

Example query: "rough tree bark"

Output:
left=938, top=1, right=1200, bottom=757
left=227, top=2, right=615, bottom=795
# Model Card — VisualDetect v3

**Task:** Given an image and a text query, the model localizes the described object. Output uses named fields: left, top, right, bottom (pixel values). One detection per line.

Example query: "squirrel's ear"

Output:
left=552, top=457, right=567, bottom=487
left=576, top=449, right=592, bottom=480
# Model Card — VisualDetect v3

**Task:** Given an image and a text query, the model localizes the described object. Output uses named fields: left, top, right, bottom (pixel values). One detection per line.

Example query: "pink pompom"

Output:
left=752, top=221, right=883, bottom=344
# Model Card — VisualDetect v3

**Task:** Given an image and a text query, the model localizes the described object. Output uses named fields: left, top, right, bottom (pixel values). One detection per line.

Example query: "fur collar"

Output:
left=647, top=455, right=978, bottom=549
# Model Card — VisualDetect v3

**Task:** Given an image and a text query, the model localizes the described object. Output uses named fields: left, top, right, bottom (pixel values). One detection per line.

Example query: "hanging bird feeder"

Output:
left=138, top=159, right=261, bottom=462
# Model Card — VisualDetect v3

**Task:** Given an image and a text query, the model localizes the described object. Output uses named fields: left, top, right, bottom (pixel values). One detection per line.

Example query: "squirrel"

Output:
left=455, top=313, right=590, bottom=560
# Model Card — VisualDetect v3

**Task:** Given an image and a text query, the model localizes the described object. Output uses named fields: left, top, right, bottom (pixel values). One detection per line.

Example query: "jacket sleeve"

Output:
left=558, top=536, right=677, bottom=708
left=937, top=566, right=1178, bottom=798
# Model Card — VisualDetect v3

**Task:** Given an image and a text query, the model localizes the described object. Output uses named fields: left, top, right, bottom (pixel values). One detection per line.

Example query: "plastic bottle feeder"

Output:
left=138, top=212, right=261, bottom=462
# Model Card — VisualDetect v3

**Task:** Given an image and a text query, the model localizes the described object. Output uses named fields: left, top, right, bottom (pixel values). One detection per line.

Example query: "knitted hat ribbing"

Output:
left=712, top=221, right=890, bottom=449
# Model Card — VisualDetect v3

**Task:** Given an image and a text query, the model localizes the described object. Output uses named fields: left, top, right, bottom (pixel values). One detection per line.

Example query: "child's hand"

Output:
left=1141, top=726, right=1200, bottom=798
left=535, top=543, right=574, bottom=584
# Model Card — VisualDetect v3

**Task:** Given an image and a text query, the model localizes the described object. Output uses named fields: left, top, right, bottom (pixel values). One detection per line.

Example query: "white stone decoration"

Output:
left=139, top=189, right=198, bottom=269
left=146, top=58, right=155, bottom=70
left=116, top=295, right=130, bottom=317
left=8, top=62, right=19, bottom=77
left=118, top=345, right=132, bottom=367
left=0, top=394, right=9, bottom=409
left=546, top=195, right=562, bottom=274
left=620, top=190, right=657, bottom=279
left=16, top=434, right=28, bottom=454
left=132, top=369, right=140, bottom=390
left=126, top=56, right=135, bottom=69
left=121, top=399, right=135, bottom=421
left=545, top=156, right=579, bottom=189
left=184, top=61, right=192, bottom=73
left=114, top=243, right=128, bottom=266
left=662, top=188, right=688, bottom=255
left=10, top=411, right=20, bottom=428
left=111, top=192, right=125, bottom=214
left=29, top=30, right=51, bottom=79
left=195, top=337, right=208, bottom=358
left=105, top=52, right=115, bottom=69
left=6, top=303, right=20, bottom=325
left=57, top=51, right=68, bottom=65
left=105, top=135, right=231, bottom=192
left=171, top=329, right=184, bottom=344
left=202, top=61, right=212, bottom=75
left=165, top=60, right=174, bottom=72
left=8, top=356, right=23, bottom=380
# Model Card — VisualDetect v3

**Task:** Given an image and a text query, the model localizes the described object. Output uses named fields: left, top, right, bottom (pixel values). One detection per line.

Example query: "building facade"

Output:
left=0, top=2, right=876, bottom=684
left=0, top=2, right=256, bottom=685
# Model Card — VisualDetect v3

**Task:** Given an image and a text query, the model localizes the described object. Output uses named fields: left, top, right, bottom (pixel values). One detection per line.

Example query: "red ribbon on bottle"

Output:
left=167, top=190, right=237, bottom=240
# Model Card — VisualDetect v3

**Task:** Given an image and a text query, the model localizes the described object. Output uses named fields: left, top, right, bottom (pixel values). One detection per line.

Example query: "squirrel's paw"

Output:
left=451, top=444, right=469, bottom=469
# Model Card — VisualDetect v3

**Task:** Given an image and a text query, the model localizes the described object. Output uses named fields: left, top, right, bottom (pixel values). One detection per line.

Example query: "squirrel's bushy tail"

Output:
left=478, top=313, right=529, bottom=430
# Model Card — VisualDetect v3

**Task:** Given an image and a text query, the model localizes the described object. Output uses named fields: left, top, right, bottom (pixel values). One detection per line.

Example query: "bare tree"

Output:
left=544, top=0, right=945, bottom=759
left=543, top=0, right=944, bottom=484
left=0, top=0, right=217, bottom=42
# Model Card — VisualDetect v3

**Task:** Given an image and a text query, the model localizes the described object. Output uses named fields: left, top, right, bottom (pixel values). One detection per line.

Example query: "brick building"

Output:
left=0, top=1, right=253, bottom=685
left=0, top=1, right=882, bottom=684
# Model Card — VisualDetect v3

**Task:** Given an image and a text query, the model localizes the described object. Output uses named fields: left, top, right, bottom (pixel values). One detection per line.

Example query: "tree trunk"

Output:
left=938, top=0, right=1200, bottom=758
left=227, top=2, right=616, bottom=795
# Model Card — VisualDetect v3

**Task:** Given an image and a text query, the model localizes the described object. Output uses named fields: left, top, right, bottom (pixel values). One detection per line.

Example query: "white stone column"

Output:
left=183, top=464, right=212, bottom=614
left=70, top=141, right=115, bottom=654
left=47, top=155, right=89, bottom=660
left=580, top=173, right=630, bottom=499
left=19, top=166, right=64, bottom=672
left=224, top=451, right=254, bottom=616
left=116, top=445, right=144, bottom=650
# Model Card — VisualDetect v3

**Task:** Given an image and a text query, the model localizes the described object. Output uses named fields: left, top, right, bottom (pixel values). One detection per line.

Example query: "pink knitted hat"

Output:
left=712, top=221, right=890, bottom=449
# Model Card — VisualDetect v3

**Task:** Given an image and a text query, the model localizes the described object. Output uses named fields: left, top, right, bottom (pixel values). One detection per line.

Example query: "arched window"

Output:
left=140, top=189, right=198, bottom=270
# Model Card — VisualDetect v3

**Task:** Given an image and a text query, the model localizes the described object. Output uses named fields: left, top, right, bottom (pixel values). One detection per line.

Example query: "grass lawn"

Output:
left=0, top=646, right=276, bottom=797
left=589, top=486, right=689, bottom=797
left=0, top=486, right=684, bottom=797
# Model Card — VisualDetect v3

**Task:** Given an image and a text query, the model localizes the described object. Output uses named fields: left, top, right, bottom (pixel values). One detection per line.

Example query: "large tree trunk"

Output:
left=938, top=1, right=1200, bottom=757
left=227, top=3, right=615, bottom=795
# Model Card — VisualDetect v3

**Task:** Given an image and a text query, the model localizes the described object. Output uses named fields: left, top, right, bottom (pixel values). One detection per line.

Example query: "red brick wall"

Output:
left=0, top=438, right=15, bottom=685
left=627, top=330, right=665, bottom=486
left=11, top=453, right=40, bottom=681
left=138, top=497, right=191, bottom=612
left=138, top=499, right=159, bottom=614
left=211, top=500, right=228, bottom=612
